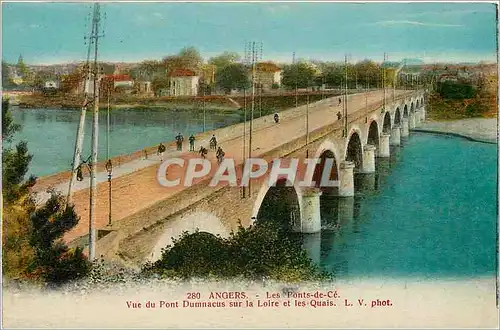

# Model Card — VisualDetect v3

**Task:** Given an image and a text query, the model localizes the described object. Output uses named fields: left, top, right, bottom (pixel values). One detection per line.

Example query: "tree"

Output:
left=133, top=60, right=163, bottom=80
left=144, top=221, right=331, bottom=282
left=29, top=192, right=91, bottom=284
left=215, top=63, right=250, bottom=93
left=2, top=61, right=14, bottom=89
left=2, top=99, right=35, bottom=205
left=60, top=68, right=85, bottom=94
left=151, top=74, right=170, bottom=96
left=163, top=46, right=204, bottom=76
left=208, top=52, right=241, bottom=70
left=354, top=60, right=380, bottom=88
left=2, top=99, right=89, bottom=283
left=2, top=98, right=36, bottom=278
left=281, top=62, right=318, bottom=89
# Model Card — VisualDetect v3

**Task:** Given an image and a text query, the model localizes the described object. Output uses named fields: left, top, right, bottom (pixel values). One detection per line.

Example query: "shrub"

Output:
left=144, top=221, right=331, bottom=282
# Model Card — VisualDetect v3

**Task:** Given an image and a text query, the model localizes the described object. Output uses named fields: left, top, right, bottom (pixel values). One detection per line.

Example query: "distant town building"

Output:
left=251, top=62, right=282, bottom=91
left=44, top=80, right=59, bottom=89
left=168, top=68, right=199, bottom=96
left=135, top=80, right=152, bottom=95
left=11, top=76, right=23, bottom=85
left=111, top=74, right=134, bottom=89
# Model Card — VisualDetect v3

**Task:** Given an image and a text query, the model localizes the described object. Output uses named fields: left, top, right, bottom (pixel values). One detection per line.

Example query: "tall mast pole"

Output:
left=242, top=42, right=249, bottom=199
left=106, top=83, right=112, bottom=227
left=293, top=52, right=298, bottom=109
left=242, top=86, right=246, bottom=198
left=202, top=84, right=206, bottom=132
left=248, top=41, right=256, bottom=197
left=67, top=9, right=95, bottom=205
left=88, top=3, right=101, bottom=262
left=383, top=52, right=387, bottom=110
left=343, top=54, right=348, bottom=137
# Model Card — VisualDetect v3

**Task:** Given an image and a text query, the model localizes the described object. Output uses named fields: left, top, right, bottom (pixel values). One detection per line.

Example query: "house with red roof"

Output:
left=249, top=62, right=282, bottom=91
left=168, top=68, right=199, bottom=96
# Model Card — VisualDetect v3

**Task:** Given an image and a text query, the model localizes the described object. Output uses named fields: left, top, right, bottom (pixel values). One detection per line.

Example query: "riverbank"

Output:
left=16, top=91, right=343, bottom=115
left=416, top=118, right=497, bottom=144
left=17, top=94, right=239, bottom=112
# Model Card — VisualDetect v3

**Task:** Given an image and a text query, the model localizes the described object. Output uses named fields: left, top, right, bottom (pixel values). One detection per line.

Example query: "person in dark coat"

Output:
left=175, top=133, right=184, bottom=151
left=189, top=134, right=196, bottom=152
left=157, top=142, right=166, bottom=161
left=209, top=134, right=217, bottom=150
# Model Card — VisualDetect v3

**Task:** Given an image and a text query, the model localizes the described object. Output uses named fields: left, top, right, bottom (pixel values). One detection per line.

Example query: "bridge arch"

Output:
left=313, top=140, right=340, bottom=193
left=252, top=177, right=302, bottom=230
left=410, top=102, right=415, bottom=113
left=148, top=211, right=231, bottom=262
left=403, top=104, right=408, bottom=118
left=367, top=119, right=380, bottom=147
left=382, top=111, right=391, bottom=134
left=416, top=99, right=419, bottom=109
left=394, top=107, right=401, bottom=124
left=344, top=127, right=364, bottom=171
left=421, top=97, right=424, bottom=107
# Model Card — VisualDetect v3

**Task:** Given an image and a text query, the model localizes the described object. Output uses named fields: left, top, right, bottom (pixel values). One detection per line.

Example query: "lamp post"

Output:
left=105, top=159, right=112, bottom=226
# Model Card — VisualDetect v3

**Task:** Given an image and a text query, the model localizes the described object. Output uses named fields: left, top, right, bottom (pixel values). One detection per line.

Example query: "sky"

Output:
left=1, top=1, right=498, bottom=65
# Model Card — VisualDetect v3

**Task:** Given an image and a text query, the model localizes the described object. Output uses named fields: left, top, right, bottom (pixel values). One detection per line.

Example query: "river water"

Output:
left=315, top=133, right=497, bottom=279
left=10, top=107, right=242, bottom=177
left=10, top=107, right=497, bottom=279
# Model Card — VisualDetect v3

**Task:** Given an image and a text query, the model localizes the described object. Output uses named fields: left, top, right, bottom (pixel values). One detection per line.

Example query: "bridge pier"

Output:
left=414, top=111, right=421, bottom=127
left=378, top=133, right=390, bottom=158
left=390, top=125, right=401, bottom=146
left=299, top=188, right=322, bottom=233
left=421, top=106, right=426, bottom=121
left=362, top=144, right=376, bottom=173
left=401, top=118, right=409, bottom=137
left=409, top=113, right=416, bottom=129
left=339, top=161, right=355, bottom=197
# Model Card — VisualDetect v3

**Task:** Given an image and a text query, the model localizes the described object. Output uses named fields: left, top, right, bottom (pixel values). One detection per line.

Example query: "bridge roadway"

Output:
left=33, top=89, right=423, bottom=262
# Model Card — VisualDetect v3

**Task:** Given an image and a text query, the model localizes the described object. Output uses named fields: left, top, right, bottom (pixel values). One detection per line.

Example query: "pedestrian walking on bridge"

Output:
left=189, top=134, right=196, bottom=152
left=175, top=133, right=184, bottom=151
left=209, top=134, right=217, bottom=150
left=157, top=142, right=166, bottom=161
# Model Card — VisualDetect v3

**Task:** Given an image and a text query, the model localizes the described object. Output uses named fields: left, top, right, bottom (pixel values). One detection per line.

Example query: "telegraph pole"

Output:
left=258, top=43, right=263, bottom=117
left=88, top=3, right=102, bottom=262
left=365, top=71, right=369, bottom=111
left=306, top=91, right=309, bottom=157
left=382, top=52, right=387, bottom=111
left=67, top=8, right=95, bottom=205
left=343, top=54, right=348, bottom=137
left=106, top=83, right=112, bottom=227
left=202, top=84, right=206, bottom=132
left=293, top=52, right=298, bottom=108
left=242, top=42, right=250, bottom=198
left=247, top=41, right=261, bottom=197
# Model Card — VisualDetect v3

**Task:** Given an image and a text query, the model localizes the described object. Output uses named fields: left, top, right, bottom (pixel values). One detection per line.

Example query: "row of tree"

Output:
left=129, top=47, right=405, bottom=95
left=4, top=47, right=421, bottom=95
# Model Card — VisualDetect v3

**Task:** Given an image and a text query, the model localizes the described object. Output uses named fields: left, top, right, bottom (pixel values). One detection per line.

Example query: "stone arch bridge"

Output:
left=89, top=89, right=427, bottom=265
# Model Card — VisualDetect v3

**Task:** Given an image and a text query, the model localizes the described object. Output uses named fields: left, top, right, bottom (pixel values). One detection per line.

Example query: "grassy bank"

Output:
left=17, top=93, right=237, bottom=112
left=17, top=91, right=342, bottom=115
left=427, top=74, right=497, bottom=120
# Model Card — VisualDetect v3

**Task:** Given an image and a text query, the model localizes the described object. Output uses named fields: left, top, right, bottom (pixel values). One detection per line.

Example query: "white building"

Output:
left=44, top=80, right=59, bottom=89
left=249, top=62, right=282, bottom=91
left=169, top=69, right=199, bottom=96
